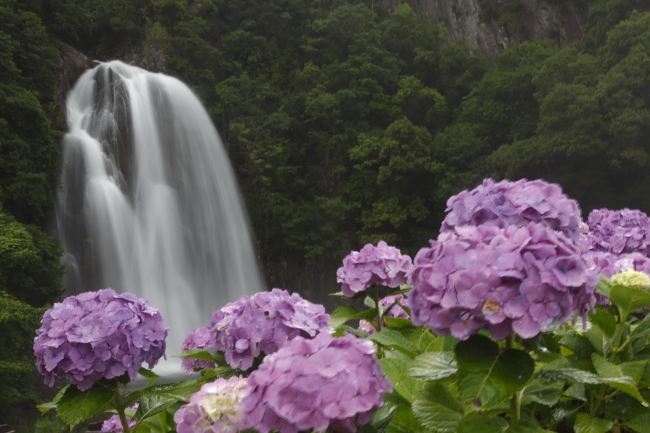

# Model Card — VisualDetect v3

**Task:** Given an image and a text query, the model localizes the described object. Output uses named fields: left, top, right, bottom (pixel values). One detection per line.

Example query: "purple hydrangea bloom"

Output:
left=34, top=289, right=167, bottom=391
left=101, top=404, right=138, bottom=433
left=336, top=241, right=413, bottom=297
left=241, top=333, right=392, bottom=433
left=180, top=326, right=215, bottom=373
left=358, top=294, right=410, bottom=335
left=180, top=289, right=332, bottom=372
left=582, top=208, right=650, bottom=255
left=409, top=224, right=598, bottom=340
left=174, top=376, right=252, bottom=433
left=441, top=178, right=583, bottom=241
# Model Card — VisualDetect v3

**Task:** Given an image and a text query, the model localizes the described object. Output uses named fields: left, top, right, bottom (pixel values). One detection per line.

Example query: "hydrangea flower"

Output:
left=101, top=404, right=138, bottom=433
left=358, top=294, right=410, bottom=335
left=441, top=178, right=582, bottom=241
left=582, top=208, right=650, bottom=255
left=180, top=289, right=332, bottom=372
left=611, top=269, right=650, bottom=289
left=336, top=241, right=413, bottom=297
left=241, top=333, right=392, bottom=433
left=174, top=376, right=252, bottom=433
left=409, top=224, right=598, bottom=340
left=34, top=289, right=167, bottom=391
left=582, top=251, right=650, bottom=278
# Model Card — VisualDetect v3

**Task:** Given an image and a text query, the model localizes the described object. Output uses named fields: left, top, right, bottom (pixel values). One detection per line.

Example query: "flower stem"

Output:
left=374, top=285, right=382, bottom=332
left=115, top=393, right=132, bottom=433
left=506, top=334, right=515, bottom=349
left=510, top=389, right=522, bottom=422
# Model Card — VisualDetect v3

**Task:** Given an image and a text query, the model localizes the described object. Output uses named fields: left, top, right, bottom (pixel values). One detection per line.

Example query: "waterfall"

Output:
left=55, top=61, right=265, bottom=372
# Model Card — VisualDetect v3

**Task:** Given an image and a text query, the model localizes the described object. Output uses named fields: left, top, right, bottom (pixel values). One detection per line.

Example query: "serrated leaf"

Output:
left=573, top=413, right=613, bottom=433
left=37, top=384, right=70, bottom=414
left=56, top=383, right=114, bottom=426
left=592, top=354, right=647, bottom=403
left=457, top=413, right=508, bottom=433
left=521, top=380, right=563, bottom=406
left=609, top=284, right=650, bottom=320
left=627, top=413, right=650, bottom=433
left=386, top=405, right=429, bottom=433
left=631, top=314, right=650, bottom=339
left=329, top=306, right=360, bottom=329
left=340, top=324, right=369, bottom=338
left=589, top=309, right=616, bottom=339
left=559, top=333, right=596, bottom=360
left=133, top=395, right=176, bottom=422
left=418, top=329, right=436, bottom=351
left=584, top=326, right=610, bottom=357
left=411, top=383, right=463, bottom=433
left=407, top=351, right=457, bottom=381
left=505, top=413, right=548, bottom=433
left=369, top=329, right=420, bottom=358
left=604, top=393, right=650, bottom=420
left=379, top=358, right=426, bottom=403
left=176, top=348, right=225, bottom=365
left=537, top=358, right=601, bottom=384
left=133, top=380, right=201, bottom=402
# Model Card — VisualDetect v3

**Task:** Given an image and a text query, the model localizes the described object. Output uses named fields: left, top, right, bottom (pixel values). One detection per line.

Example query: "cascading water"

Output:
left=55, top=61, right=265, bottom=372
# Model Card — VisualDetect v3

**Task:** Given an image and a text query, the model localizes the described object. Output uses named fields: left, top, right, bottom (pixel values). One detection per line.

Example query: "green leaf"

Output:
left=627, top=413, right=650, bottom=433
left=407, top=351, right=458, bottom=381
left=455, top=337, right=534, bottom=408
left=37, top=384, right=70, bottom=414
left=537, top=358, right=601, bottom=384
left=592, top=354, right=647, bottom=403
left=411, top=383, right=463, bottom=433
left=631, top=313, right=650, bottom=339
left=365, top=296, right=377, bottom=309
left=379, top=358, right=426, bottom=402
left=386, top=405, right=430, bottom=433
left=426, top=336, right=458, bottom=353
left=418, top=329, right=436, bottom=351
left=609, top=283, right=650, bottom=320
left=594, top=277, right=612, bottom=298
left=589, top=309, right=616, bottom=339
left=505, top=413, right=549, bottom=433
left=133, top=380, right=201, bottom=402
left=573, top=413, right=613, bottom=433
left=176, top=349, right=225, bottom=365
left=563, top=384, right=587, bottom=401
left=604, top=393, right=650, bottom=420
left=133, top=395, right=176, bottom=422
left=583, top=325, right=610, bottom=357
left=138, top=367, right=160, bottom=386
left=56, top=383, right=114, bottom=426
left=521, top=380, right=563, bottom=406
left=457, top=413, right=508, bottom=433
left=384, top=317, right=415, bottom=329
left=369, top=329, right=420, bottom=358
left=455, top=335, right=499, bottom=370
left=559, top=333, right=596, bottom=360
left=329, top=306, right=360, bottom=329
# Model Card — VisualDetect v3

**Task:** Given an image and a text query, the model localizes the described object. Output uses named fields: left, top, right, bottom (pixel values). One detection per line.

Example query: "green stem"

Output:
left=115, top=393, right=132, bottom=433
left=510, top=389, right=523, bottom=422
left=374, top=285, right=382, bottom=332
left=506, top=334, right=515, bottom=349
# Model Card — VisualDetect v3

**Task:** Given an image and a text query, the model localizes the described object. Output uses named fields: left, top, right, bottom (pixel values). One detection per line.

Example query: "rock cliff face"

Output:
left=382, top=0, right=590, bottom=57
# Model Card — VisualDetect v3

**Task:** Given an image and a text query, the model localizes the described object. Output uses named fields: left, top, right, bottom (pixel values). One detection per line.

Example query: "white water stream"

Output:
left=55, top=61, right=264, bottom=373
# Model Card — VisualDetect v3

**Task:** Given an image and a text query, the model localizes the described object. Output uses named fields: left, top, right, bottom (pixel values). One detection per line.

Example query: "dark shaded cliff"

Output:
left=382, top=0, right=590, bottom=56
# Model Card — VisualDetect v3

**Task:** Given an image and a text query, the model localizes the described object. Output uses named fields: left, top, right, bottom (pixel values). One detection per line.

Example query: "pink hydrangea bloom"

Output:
left=180, top=289, right=332, bottom=372
left=34, top=289, right=167, bottom=390
left=337, top=241, right=413, bottom=297
left=241, top=333, right=392, bottom=433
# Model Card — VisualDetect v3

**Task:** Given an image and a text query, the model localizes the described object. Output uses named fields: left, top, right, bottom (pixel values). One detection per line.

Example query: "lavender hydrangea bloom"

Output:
left=582, top=251, right=650, bottom=279
left=337, top=241, right=413, bottom=297
left=409, top=223, right=598, bottom=340
left=180, top=289, right=333, bottom=372
left=174, top=376, right=252, bottom=433
left=358, top=294, right=410, bottom=335
left=101, top=404, right=138, bottom=433
left=180, top=326, right=215, bottom=372
left=241, top=333, right=392, bottom=433
left=441, top=178, right=583, bottom=241
left=34, top=289, right=167, bottom=391
left=582, top=208, right=650, bottom=255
